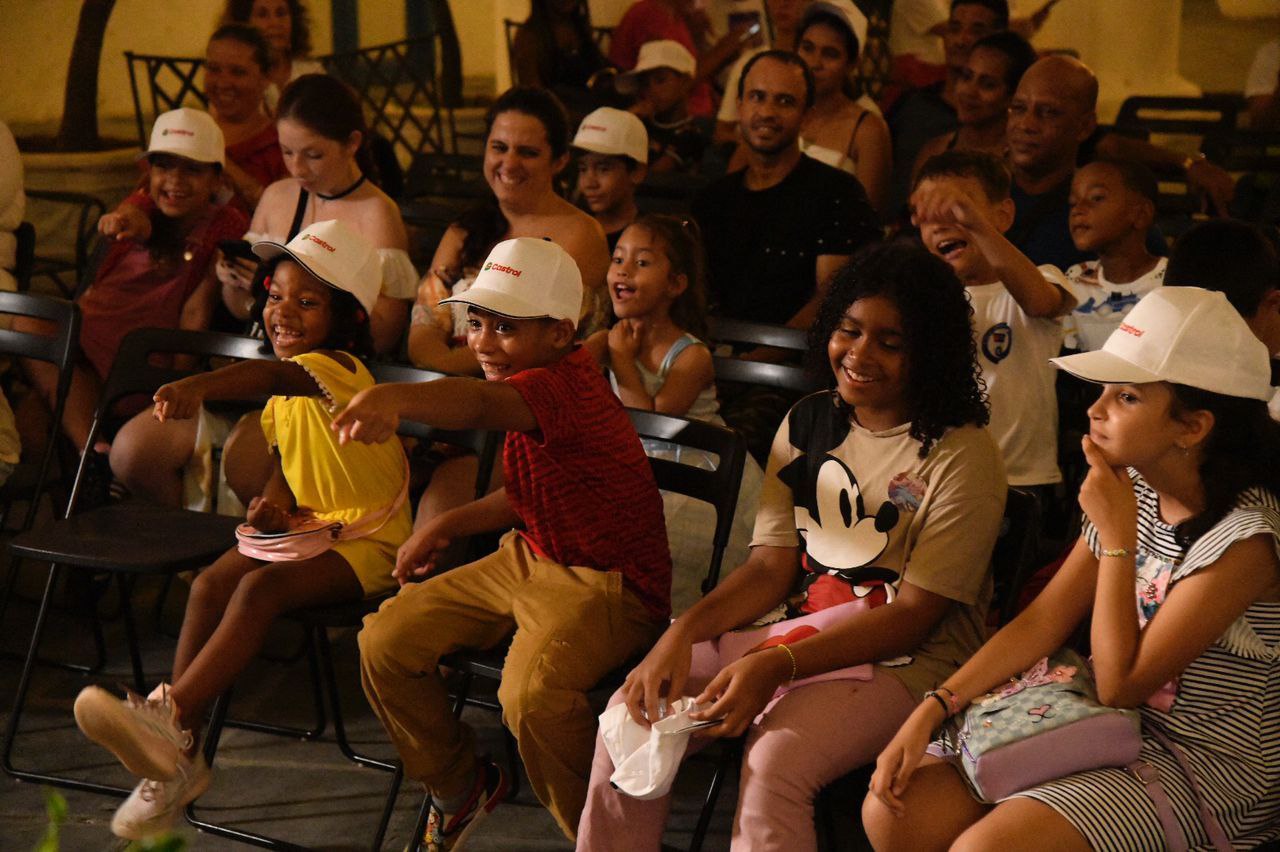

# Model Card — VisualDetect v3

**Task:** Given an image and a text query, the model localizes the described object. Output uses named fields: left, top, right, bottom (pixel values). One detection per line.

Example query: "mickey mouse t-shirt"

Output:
left=751, top=392, right=1008, bottom=698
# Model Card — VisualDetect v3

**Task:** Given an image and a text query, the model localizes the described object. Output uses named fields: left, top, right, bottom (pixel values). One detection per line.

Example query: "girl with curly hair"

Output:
left=577, top=240, right=1008, bottom=851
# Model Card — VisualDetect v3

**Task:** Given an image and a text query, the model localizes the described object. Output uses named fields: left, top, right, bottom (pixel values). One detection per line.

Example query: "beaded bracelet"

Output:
left=776, top=643, right=798, bottom=682
left=934, top=685, right=961, bottom=716
left=924, top=690, right=951, bottom=717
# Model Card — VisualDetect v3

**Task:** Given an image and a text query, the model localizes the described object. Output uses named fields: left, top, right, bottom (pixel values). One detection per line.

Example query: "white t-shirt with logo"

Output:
left=967, top=267, right=1067, bottom=486
left=1062, top=257, right=1167, bottom=352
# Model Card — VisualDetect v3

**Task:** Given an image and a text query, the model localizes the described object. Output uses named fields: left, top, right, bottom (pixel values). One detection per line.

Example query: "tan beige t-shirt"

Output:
left=751, top=394, right=1007, bottom=698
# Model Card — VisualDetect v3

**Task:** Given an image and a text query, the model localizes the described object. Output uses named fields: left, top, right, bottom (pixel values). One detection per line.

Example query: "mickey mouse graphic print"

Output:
left=751, top=392, right=1010, bottom=698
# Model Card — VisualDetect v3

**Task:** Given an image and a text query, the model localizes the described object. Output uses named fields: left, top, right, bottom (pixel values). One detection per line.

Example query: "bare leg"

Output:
left=110, top=406, right=198, bottom=506
left=171, top=547, right=264, bottom=682
left=952, top=798, right=1091, bottom=852
left=21, top=357, right=100, bottom=451
left=861, top=758, right=991, bottom=852
left=222, top=412, right=273, bottom=507
left=169, top=550, right=363, bottom=728
left=416, top=454, right=480, bottom=528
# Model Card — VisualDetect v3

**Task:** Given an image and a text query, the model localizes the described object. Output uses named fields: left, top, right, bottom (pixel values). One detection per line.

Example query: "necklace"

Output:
left=315, top=173, right=367, bottom=201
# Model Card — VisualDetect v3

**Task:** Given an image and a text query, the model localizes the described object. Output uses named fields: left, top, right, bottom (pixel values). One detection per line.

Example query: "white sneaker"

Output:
left=74, top=684, right=192, bottom=780
left=111, top=754, right=212, bottom=840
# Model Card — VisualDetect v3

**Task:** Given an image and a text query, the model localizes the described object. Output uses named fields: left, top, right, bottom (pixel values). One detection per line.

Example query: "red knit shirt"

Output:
left=503, top=346, right=672, bottom=620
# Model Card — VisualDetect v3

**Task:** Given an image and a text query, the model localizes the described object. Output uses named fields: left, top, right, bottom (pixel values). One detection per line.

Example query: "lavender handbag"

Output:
left=944, top=648, right=1141, bottom=802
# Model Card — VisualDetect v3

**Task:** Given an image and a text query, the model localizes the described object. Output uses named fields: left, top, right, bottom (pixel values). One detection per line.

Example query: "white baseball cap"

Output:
left=253, top=220, right=381, bottom=315
left=803, top=0, right=869, bottom=57
left=617, top=40, right=697, bottom=94
left=573, top=107, right=649, bottom=164
left=1051, top=287, right=1273, bottom=401
left=144, top=108, right=225, bottom=167
left=441, top=237, right=583, bottom=328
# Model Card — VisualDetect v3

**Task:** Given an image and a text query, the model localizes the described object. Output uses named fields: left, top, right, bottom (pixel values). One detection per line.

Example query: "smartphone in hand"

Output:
left=218, top=239, right=258, bottom=263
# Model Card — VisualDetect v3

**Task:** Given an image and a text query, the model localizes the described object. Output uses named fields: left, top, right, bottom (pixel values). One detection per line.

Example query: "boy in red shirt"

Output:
left=334, top=237, right=671, bottom=849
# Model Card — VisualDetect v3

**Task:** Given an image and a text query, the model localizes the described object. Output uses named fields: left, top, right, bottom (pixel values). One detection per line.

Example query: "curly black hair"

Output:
left=807, top=240, right=989, bottom=457
left=252, top=257, right=374, bottom=359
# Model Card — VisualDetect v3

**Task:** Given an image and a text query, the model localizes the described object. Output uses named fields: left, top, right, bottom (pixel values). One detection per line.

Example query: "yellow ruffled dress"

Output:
left=261, top=351, right=411, bottom=596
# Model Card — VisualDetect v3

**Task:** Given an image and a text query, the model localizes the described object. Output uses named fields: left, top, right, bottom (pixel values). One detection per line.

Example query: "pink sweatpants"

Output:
left=576, top=641, right=917, bottom=851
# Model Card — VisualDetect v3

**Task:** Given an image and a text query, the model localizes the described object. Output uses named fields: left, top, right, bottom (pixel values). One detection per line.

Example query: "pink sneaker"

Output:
left=111, top=753, right=211, bottom=840
left=73, top=684, right=192, bottom=781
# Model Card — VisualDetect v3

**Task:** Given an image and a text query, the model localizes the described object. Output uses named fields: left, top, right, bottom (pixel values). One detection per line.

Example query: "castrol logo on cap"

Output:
left=1118, top=322, right=1144, bottom=338
left=303, top=234, right=336, bottom=252
left=483, top=261, right=522, bottom=277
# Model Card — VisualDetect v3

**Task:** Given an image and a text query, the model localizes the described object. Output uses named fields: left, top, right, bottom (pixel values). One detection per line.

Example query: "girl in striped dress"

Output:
left=864, top=286, right=1280, bottom=851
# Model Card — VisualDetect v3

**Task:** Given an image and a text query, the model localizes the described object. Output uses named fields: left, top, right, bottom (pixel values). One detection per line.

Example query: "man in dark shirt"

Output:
left=1004, top=54, right=1098, bottom=270
left=692, top=50, right=879, bottom=327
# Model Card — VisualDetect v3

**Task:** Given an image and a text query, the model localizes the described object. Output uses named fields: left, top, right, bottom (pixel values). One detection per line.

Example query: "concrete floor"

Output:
left=0, top=570, right=738, bottom=851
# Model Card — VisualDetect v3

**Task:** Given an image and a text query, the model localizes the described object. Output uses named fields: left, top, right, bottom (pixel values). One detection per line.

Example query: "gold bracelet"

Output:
left=776, top=643, right=798, bottom=682
left=1100, top=547, right=1131, bottom=559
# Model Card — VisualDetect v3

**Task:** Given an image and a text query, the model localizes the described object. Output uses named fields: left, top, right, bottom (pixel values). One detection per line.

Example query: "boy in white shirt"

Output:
left=1062, top=158, right=1166, bottom=351
left=913, top=149, right=1075, bottom=489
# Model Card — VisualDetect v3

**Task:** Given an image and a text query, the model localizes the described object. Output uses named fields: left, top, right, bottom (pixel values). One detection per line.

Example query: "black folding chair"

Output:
left=321, top=34, right=458, bottom=165
left=991, top=487, right=1043, bottom=626
left=124, top=51, right=208, bottom=148
left=2, top=329, right=272, bottom=797
left=0, top=293, right=82, bottom=657
left=24, top=190, right=107, bottom=298
left=0, top=292, right=81, bottom=531
left=708, top=317, right=820, bottom=466
left=706, top=316, right=815, bottom=391
left=13, top=222, right=35, bottom=293
left=1115, top=93, right=1244, bottom=139
left=383, top=410, right=748, bottom=851
left=187, top=363, right=501, bottom=850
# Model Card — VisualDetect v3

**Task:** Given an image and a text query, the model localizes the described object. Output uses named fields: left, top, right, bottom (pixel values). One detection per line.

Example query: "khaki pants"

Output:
left=359, top=532, right=663, bottom=840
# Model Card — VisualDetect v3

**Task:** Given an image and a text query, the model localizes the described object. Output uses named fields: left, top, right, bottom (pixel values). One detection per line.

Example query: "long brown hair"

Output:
left=625, top=214, right=710, bottom=341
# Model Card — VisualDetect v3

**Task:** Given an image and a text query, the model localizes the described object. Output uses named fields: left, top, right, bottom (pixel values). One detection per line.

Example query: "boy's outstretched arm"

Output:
left=332, top=378, right=538, bottom=445
left=153, top=359, right=326, bottom=422
left=913, top=183, right=1074, bottom=319
left=970, top=222, right=1074, bottom=319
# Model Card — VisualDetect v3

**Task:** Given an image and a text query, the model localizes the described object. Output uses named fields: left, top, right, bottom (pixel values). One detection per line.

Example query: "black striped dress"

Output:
left=1013, top=473, right=1280, bottom=850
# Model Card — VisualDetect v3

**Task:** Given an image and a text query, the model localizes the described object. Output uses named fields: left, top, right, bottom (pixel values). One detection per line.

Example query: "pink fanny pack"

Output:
left=235, top=457, right=409, bottom=562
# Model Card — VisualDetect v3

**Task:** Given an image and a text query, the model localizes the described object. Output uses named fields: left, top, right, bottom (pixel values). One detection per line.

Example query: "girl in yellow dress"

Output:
left=71, top=220, right=412, bottom=842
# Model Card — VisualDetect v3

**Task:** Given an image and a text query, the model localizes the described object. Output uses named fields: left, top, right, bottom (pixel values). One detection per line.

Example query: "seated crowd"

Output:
left=7, top=0, right=1280, bottom=850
